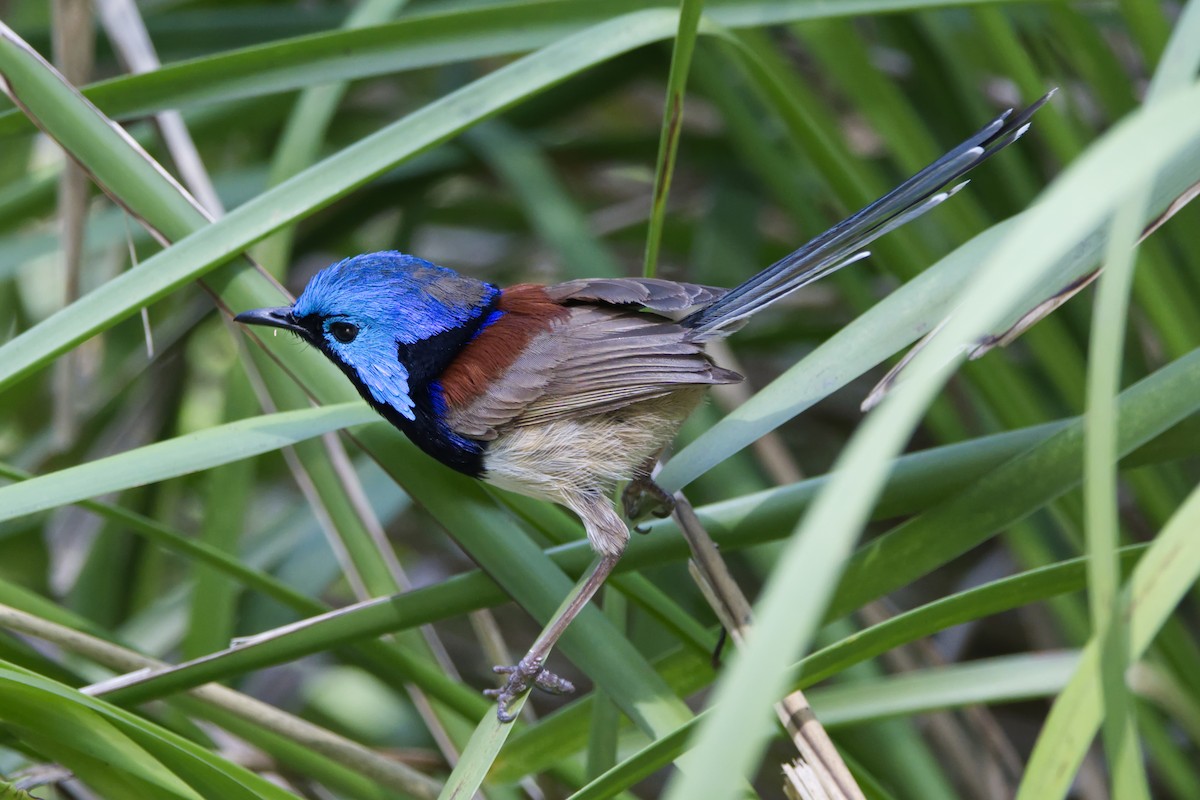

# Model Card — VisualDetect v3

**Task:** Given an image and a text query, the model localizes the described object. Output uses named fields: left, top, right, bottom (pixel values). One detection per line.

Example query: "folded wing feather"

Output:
left=445, top=293, right=739, bottom=440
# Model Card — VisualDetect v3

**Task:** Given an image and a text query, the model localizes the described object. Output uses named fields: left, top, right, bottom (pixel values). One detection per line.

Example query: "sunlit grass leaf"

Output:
left=1019, top=478, right=1200, bottom=798
left=0, top=0, right=1038, bottom=137
left=0, top=404, right=377, bottom=524
left=2, top=1, right=1198, bottom=797
left=0, top=664, right=296, bottom=800
left=661, top=81, right=1200, bottom=800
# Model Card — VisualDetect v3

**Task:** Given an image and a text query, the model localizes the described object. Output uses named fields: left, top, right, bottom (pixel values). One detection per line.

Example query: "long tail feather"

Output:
left=681, top=90, right=1055, bottom=335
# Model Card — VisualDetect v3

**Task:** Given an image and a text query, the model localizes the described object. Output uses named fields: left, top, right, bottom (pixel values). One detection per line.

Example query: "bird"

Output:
left=235, top=92, right=1050, bottom=722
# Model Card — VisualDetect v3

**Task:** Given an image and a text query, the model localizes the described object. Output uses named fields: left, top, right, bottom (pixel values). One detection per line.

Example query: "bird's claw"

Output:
left=484, top=658, right=575, bottom=722
left=622, top=477, right=675, bottom=522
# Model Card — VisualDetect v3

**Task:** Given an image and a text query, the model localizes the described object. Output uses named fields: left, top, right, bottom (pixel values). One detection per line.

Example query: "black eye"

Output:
left=329, top=321, right=358, bottom=343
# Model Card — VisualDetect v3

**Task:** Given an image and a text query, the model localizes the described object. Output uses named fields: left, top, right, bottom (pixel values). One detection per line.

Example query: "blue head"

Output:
left=235, top=251, right=499, bottom=421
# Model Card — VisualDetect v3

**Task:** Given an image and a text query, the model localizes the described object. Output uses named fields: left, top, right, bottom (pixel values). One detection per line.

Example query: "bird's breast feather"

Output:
left=437, top=284, right=569, bottom=411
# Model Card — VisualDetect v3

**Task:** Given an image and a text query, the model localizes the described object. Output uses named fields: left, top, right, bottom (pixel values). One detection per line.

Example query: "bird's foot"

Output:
left=622, top=476, right=675, bottom=525
left=484, top=657, right=575, bottom=722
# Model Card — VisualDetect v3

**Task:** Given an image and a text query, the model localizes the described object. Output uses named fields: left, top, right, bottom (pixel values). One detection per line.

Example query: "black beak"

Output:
left=234, top=306, right=308, bottom=336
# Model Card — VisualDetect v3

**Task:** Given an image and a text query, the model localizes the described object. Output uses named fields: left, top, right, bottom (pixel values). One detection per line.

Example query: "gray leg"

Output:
left=484, top=552, right=623, bottom=722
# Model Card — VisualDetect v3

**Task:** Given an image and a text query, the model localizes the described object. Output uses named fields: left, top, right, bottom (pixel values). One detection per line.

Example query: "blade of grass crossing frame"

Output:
left=468, top=121, right=622, bottom=279
left=0, top=10, right=700, bottom=394
left=0, top=0, right=1046, bottom=138
left=184, top=368, right=258, bottom=660
left=643, top=0, right=703, bottom=278
left=251, top=0, right=409, bottom=274
left=0, top=663, right=300, bottom=800
left=552, top=547, right=1148, bottom=798
left=587, top=589, right=626, bottom=778
left=1084, top=177, right=1151, bottom=799
left=0, top=680, right=205, bottom=800
left=808, top=651, right=1080, bottom=726
left=660, top=85, right=1200, bottom=800
left=1021, top=10, right=1200, bottom=796
left=1017, top=481, right=1200, bottom=798
left=0, top=404, right=379, bottom=524
left=437, top=696, right=528, bottom=800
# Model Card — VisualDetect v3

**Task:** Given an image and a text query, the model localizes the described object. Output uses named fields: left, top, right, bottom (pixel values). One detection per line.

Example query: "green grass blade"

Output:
left=436, top=703, right=528, bottom=800
left=641, top=0, right=704, bottom=278
left=829, top=303, right=1200, bottom=623
left=0, top=0, right=1047, bottom=137
left=808, top=652, right=1080, bottom=726
left=0, top=678, right=206, bottom=800
left=251, top=0, right=409, bottom=273
left=661, top=84, right=1200, bottom=800
left=1018, top=479, right=1200, bottom=798
left=0, top=404, right=378, bottom=523
left=184, top=372, right=257, bottom=659
left=505, top=546, right=1146, bottom=789
left=0, top=10, right=687, bottom=392
left=469, top=122, right=621, bottom=279
left=0, top=662, right=300, bottom=800
left=1084, top=167, right=1151, bottom=800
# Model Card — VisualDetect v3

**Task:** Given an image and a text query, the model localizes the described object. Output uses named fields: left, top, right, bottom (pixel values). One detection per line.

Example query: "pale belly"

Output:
left=480, top=388, right=705, bottom=554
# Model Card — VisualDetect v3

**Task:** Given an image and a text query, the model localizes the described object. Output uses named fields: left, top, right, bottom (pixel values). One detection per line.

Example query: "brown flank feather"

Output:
left=440, top=284, right=568, bottom=408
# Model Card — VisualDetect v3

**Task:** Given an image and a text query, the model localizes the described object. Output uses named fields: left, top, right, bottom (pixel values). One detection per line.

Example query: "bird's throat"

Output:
left=359, top=301, right=501, bottom=477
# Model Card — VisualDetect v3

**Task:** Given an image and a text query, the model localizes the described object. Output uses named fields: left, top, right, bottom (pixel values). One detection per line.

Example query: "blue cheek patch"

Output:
left=324, top=323, right=417, bottom=421
left=358, top=359, right=415, bottom=421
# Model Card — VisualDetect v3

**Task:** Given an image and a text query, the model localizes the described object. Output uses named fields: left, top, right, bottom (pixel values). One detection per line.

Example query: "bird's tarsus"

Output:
left=484, top=659, right=575, bottom=722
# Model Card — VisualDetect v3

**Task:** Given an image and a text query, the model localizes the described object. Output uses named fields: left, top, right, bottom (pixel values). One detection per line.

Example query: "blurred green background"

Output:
left=0, top=1, right=1198, bottom=799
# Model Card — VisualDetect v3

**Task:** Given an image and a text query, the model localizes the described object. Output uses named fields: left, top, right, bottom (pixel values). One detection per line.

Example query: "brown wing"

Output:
left=544, top=277, right=726, bottom=320
left=444, top=303, right=740, bottom=439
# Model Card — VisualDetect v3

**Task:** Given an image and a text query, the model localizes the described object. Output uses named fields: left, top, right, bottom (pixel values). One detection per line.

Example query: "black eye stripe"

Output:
left=329, top=321, right=359, bottom=343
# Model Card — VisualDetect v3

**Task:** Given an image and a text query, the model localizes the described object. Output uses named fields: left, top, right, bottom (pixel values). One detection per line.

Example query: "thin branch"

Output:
left=671, top=493, right=864, bottom=800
